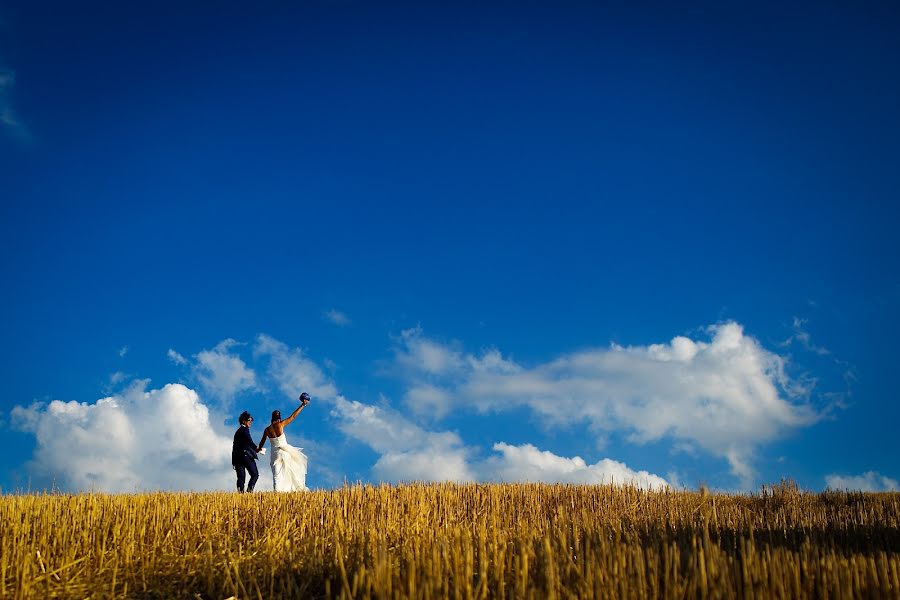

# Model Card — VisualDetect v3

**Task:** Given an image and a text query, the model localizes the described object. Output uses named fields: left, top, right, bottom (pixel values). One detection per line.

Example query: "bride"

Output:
left=256, top=393, right=311, bottom=492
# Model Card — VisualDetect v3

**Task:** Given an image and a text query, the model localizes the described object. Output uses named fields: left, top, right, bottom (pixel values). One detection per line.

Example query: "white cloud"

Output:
left=12, top=333, right=672, bottom=492
left=394, top=327, right=467, bottom=376
left=10, top=382, right=237, bottom=492
left=324, top=309, right=351, bottom=326
left=194, top=339, right=256, bottom=404
left=254, top=334, right=337, bottom=401
left=373, top=451, right=474, bottom=483
left=392, top=330, right=519, bottom=419
left=331, top=396, right=473, bottom=482
left=330, top=396, right=667, bottom=488
left=17, top=326, right=810, bottom=491
left=825, top=471, right=898, bottom=492
left=482, top=443, right=669, bottom=489
left=167, top=349, right=188, bottom=365
left=118, top=346, right=129, bottom=358
left=403, top=384, right=452, bottom=419
left=392, top=322, right=819, bottom=487
left=331, top=396, right=463, bottom=454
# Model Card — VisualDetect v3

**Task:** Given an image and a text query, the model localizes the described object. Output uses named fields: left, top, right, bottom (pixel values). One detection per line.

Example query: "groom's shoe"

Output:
left=246, top=486, right=255, bottom=493
left=237, top=487, right=245, bottom=493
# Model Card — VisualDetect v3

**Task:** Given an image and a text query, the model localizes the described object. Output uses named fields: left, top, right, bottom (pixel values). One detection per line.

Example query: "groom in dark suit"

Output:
left=232, top=411, right=259, bottom=493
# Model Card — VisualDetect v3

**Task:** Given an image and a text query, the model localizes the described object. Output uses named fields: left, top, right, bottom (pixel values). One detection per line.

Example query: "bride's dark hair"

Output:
left=271, top=410, right=281, bottom=422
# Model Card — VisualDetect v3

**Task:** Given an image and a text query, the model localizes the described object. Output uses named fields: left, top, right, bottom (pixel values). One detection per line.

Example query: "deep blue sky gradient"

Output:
left=2, top=1, right=899, bottom=490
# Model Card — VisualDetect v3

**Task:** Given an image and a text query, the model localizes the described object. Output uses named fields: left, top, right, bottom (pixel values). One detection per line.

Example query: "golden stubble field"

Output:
left=1, top=482, right=898, bottom=599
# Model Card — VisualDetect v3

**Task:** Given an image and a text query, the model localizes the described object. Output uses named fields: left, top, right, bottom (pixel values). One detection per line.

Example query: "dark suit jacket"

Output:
left=232, top=425, right=258, bottom=465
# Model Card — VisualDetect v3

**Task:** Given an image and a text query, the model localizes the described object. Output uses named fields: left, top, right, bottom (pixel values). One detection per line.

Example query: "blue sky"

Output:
left=1, top=1, right=898, bottom=493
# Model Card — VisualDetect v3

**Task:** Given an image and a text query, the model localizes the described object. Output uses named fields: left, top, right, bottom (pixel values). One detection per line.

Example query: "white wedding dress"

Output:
left=269, top=433, right=309, bottom=492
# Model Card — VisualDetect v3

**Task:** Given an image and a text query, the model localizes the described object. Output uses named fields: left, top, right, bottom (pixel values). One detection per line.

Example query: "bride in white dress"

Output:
left=256, top=393, right=311, bottom=492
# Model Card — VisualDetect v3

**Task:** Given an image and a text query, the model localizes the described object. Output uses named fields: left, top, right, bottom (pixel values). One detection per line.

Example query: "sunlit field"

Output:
left=2, top=482, right=898, bottom=598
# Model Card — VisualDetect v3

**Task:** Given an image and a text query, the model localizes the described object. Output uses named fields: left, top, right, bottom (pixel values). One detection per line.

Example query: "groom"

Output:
left=232, top=411, right=259, bottom=493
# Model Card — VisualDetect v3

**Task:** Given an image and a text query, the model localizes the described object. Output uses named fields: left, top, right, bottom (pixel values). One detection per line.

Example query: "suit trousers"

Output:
left=234, top=455, right=259, bottom=492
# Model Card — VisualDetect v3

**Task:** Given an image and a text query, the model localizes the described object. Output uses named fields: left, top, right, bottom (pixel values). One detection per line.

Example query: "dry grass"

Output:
left=2, top=481, right=898, bottom=598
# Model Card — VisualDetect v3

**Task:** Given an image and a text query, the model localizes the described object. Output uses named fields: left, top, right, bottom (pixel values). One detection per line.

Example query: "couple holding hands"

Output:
left=231, top=392, right=311, bottom=492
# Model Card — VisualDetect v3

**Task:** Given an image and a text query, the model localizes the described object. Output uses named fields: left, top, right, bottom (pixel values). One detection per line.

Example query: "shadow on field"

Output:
left=116, top=563, right=357, bottom=600
left=642, top=523, right=900, bottom=554
left=119, top=523, right=900, bottom=600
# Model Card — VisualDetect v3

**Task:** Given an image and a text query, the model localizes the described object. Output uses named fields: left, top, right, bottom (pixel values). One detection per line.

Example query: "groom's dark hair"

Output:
left=239, top=411, right=252, bottom=424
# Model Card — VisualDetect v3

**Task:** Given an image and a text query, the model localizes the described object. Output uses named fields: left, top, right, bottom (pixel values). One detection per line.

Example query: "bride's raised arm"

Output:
left=281, top=393, right=311, bottom=428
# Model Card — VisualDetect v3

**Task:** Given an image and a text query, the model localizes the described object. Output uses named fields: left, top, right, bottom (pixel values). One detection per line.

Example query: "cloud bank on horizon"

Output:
left=9, top=321, right=878, bottom=493
left=825, top=472, right=898, bottom=493
left=393, top=322, right=819, bottom=486
left=12, top=382, right=232, bottom=491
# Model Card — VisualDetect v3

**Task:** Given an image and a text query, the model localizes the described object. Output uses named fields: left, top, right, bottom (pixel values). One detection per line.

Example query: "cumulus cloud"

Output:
left=332, top=396, right=473, bottom=482
left=254, top=334, right=338, bottom=401
left=194, top=339, right=256, bottom=404
left=11, top=382, right=237, bottom=492
left=483, top=443, right=669, bottom=489
left=395, top=330, right=518, bottom=420
left=392, top=322, right=819, bottom=487
left=118, top=345, right=129, bottom=358
left=330, top=396, right=667, bottom=488
left=324, top=309, right=351, bottom=326
left=825, top=471, right=898, bottom=492
left=403, top=384, right=452, bottom=419
left=254, top=334, right=665, bottom=487
left=393, top=327, right=468, bottom=376
left=19, top=327, right=803, bottom=491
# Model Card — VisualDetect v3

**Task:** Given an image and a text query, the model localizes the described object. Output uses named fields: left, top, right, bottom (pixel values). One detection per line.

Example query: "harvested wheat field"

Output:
left=2, top=482, right=898, bottom=599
